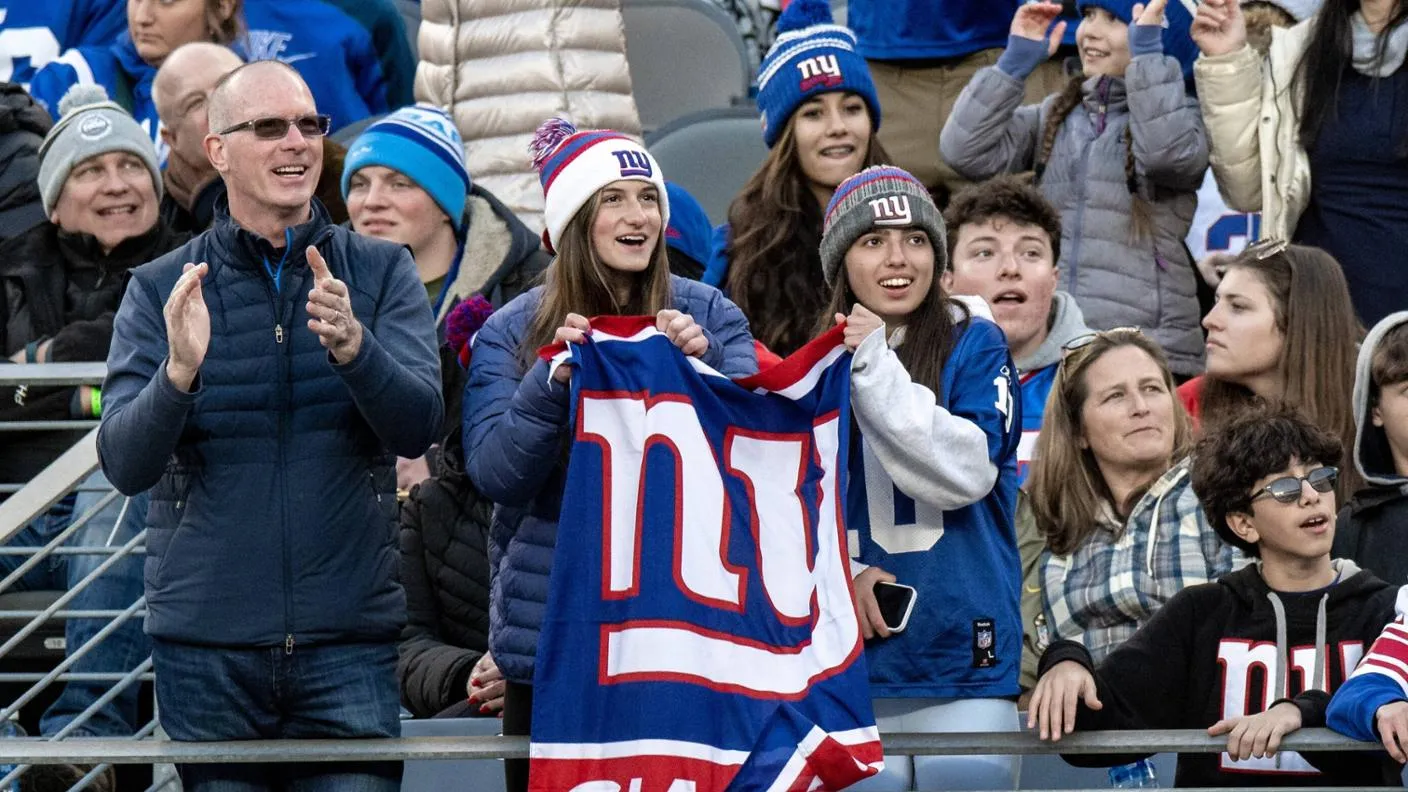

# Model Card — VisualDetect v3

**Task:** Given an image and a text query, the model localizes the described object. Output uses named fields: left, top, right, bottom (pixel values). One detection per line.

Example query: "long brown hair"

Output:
left=1034, top=75, right=1152, bottom=241
left=1200, top=244, right=1364, bottom=496
left=724, top=104, right=889, bottom=356
left=817, top=240, right=966, bottom=398
left=517, top=193, right=673, bottom=369
left=1028, top=331, right=1194, bottom=555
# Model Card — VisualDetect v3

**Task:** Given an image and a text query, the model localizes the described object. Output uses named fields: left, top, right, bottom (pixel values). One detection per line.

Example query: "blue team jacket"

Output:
left=98, top=198, right=442, bottom=648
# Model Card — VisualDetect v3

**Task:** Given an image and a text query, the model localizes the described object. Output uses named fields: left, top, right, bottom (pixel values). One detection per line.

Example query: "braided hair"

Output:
left=1032, top=74, right=1153, bottom=242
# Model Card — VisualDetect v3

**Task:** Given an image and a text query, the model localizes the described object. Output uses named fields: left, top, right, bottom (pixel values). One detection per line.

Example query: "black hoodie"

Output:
left=1038, top=562, right=1402, bottom=787
left=1335, top=310, right=1408, bottom=585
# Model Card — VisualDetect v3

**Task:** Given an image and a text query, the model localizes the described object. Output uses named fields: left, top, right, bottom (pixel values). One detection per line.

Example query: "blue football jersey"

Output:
left=849, top=317, right=1023, bottom=699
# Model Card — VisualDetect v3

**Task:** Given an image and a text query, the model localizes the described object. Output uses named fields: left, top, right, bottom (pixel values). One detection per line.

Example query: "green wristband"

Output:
left=89, top=387, right=101, bottom=418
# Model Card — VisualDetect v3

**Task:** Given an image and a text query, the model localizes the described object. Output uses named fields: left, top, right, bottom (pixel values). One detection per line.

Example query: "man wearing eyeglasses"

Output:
left=1026, top=406, right=1404, bottom=787
left=97, top=60, right=442, bottom=791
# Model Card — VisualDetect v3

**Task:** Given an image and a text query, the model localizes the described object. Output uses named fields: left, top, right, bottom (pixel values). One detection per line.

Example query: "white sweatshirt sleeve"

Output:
left=849, top=325, right=1010, bottom=512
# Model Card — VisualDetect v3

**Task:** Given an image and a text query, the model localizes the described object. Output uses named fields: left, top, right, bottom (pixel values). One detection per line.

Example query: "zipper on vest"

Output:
left=285, top=634, right=295, bottom=655
left=274, top=324, right=284, bottom=344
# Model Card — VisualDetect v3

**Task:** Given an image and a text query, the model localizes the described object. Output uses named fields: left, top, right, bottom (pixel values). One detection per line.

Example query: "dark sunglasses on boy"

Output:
left=217, top=114, right=332, bottom=140
left=1248, top=466, right=1338, bottom=505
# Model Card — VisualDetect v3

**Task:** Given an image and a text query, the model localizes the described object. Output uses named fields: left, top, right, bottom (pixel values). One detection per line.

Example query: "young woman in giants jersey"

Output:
left=819, top=166, right=1023, bottom=791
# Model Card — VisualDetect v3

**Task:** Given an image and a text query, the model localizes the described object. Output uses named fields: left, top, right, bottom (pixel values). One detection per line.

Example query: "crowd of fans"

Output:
left=3, top=0, right=1408, bottom=790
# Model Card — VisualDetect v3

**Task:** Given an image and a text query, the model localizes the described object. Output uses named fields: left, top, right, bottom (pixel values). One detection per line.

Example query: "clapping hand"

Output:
left=164, top=262, right=210, bottom=392
left=305, top=246, right=363, bottom=364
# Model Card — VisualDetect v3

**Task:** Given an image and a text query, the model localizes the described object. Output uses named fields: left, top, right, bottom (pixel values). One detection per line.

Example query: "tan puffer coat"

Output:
left=414, top=0, right=644, bottom=232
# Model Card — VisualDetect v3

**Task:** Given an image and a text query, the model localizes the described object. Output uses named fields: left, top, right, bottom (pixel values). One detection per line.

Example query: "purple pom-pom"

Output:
left=529, top=117, right=578, bottom=171
left=776, top=0, right=834, bottom=34
left=445, top=294, right=494, bottom=367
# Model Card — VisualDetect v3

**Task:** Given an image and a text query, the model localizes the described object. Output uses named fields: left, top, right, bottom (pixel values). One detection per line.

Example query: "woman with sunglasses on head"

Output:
left=1179, top=241, right=1365, bottom=496
left=702, top=0, right=890, bottom=358
left=821, top=167, right=1023, bottom=791
left=462, top=118, right=756, bottom=792
left=1031, top=405, right=1404, bottom=787
left=1025, top=328, right=1241, bottom=668
left=1023, top=327, right=1242, bottom=785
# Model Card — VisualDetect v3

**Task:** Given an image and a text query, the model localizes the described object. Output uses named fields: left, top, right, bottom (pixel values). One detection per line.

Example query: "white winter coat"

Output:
left=415, top=0, right=644, bottom=231
left=1194, top=20, right=1313, bottom=241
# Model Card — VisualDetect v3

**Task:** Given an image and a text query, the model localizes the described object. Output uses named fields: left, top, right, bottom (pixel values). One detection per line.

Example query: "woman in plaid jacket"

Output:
left=1025, top=329, right=1243, bottom=665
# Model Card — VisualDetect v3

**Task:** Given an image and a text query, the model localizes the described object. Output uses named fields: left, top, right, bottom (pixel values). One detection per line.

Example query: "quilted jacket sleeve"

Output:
left=1194, top=44, right=1266, bottom=213
left=98, top=271, right=197, bottom=496
left=687, top=279, right=757, bottom=379
left=397, top=489, right=484, bottom=718
left=335, top=247, right=444, bottom=458
left=462, top=296, right=572, bottom=509
left=939, top=52, right=1043, bottom=181
left=1126, top=30, right=1209, bottom=192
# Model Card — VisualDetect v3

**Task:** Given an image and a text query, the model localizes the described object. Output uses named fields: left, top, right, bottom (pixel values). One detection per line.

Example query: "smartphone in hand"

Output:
left=873, top=581, right=917, bottom=633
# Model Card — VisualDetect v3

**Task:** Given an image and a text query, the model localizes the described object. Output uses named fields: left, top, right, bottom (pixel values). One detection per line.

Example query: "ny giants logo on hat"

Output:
left=869, top=195, right=912, bottom=226
left=78, top=114, right=112, bottom=141
left=797, top=55, right=843, bottom=92
left=611, top=150, right=652, bottom=179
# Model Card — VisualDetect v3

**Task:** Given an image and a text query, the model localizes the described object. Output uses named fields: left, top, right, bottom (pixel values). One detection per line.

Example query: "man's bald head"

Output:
left=206, top=60, right=311, bottom=136
left=153, top=42, right=244, bottom=123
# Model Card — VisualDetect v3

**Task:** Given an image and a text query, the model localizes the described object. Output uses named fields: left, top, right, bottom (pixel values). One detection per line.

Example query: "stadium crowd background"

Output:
left=5, top=0, right=1408, bottom=790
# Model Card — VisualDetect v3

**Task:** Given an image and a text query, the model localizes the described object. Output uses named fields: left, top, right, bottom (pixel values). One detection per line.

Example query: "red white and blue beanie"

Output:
left=819, top=165, right=945, bottom=285
left=342, top=105, right=470, bottom=233
left=755, top=0, right=879, bottom=149
left=529, top=117, right=669, bottom=253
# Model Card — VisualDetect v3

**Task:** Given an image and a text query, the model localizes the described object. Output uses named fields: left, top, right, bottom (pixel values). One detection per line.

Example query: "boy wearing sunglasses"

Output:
left=1028, top=406, right=1402, bottom=787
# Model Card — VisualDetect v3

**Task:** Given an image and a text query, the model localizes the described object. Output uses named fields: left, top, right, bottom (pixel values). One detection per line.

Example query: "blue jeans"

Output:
left=151, top=638, right=402, bottom=791
left=1, top=473, right=150, bottom=738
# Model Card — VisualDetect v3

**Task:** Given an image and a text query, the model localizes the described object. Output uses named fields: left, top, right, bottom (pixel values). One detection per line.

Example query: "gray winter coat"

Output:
left=940, top=36, right=1207, bottom=376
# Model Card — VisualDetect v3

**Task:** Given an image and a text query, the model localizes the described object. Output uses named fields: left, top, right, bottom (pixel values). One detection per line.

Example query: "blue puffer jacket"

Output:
left=463, top=276, right=757, bottom=683
left=98, top=198, right=442, bottom=649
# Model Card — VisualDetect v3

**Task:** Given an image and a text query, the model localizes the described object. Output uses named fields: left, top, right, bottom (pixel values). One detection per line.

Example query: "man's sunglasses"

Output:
left=217, top=114, right=331, bottom=140
left=1249, top=466, right=1338, bottom=504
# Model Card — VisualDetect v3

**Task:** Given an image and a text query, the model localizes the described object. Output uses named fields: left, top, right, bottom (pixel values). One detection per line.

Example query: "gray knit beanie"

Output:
left=819, top=165, right=946, bottom=286
left=37, top=84, right=163, bottom=215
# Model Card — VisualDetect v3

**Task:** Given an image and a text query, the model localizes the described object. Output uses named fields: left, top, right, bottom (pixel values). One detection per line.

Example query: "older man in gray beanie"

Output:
left=0, top=83, right=188, bottom=792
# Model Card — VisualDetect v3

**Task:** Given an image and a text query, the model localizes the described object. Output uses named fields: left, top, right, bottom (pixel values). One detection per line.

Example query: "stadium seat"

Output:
left=621, top=0, right=752, bottom=134
left=400, top=716, right=506, bottom=792
left=646, top=107, right=768, bottom=226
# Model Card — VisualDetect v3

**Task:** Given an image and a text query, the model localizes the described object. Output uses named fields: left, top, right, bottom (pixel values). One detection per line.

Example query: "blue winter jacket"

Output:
left=30, top=0, right=388, bottom=161
left=462, top=277, right=758, bottom=683
left=98, top=198, right=442, bottom=649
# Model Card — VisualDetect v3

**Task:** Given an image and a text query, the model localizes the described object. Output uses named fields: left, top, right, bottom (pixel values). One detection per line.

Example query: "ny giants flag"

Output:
left=529, top=317, right=882, bottom=792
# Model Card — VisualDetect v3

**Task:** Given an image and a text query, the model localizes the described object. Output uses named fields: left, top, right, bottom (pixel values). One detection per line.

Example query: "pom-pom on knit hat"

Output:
left=754, top=0, right=879, bottom=149
left=38, top=84, right=162, bottom=215
left=1077, top=0, right=1200, bottom=78
left=529, top=117, right=669, bottom=253
left=819, top=165, right=946, bottom=286
left=342, top=104, right=471, bottom=233
left=445, top=294, right=494, bottom=369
